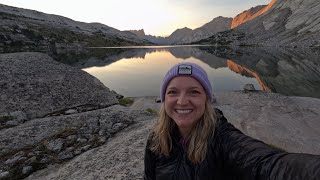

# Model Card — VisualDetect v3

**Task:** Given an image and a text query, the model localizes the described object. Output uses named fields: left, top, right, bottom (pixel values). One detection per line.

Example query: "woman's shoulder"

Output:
left=213, top=108, right=228, bottom=126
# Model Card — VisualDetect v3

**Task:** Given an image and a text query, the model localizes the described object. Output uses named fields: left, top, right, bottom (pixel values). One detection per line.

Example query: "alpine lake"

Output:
left=51, top=45, right=320, bottom=99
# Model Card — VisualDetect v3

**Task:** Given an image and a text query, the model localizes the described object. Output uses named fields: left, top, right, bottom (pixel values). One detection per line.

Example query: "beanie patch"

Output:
left=178, top=64, right=192, bottom=75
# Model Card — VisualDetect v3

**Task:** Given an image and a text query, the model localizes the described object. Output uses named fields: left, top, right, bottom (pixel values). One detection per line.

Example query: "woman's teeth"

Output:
left=176, top=109, right=192, bottom=114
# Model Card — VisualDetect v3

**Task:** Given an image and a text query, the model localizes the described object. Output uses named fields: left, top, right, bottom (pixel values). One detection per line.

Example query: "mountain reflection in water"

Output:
left=53, top=46, right=320, bottom=98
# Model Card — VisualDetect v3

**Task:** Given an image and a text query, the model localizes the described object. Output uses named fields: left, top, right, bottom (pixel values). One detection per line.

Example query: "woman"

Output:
left=144, top=62, right=320, bottom=180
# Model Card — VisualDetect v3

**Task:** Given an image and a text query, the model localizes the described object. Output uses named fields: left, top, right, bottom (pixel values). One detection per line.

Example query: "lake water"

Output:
left=53, top=45, right=320, bottom=98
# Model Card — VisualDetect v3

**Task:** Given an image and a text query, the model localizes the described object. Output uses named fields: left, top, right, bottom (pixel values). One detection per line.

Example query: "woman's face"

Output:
left=164, top=76, right=207, bottom=135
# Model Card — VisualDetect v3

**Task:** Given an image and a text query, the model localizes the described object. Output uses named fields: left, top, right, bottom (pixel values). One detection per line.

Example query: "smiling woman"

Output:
left=144, top=62, right=320, bottom=180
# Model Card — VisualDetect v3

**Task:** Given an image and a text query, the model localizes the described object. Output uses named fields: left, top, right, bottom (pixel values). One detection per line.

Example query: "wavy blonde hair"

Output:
left=150, top=99, right=217, bottom=164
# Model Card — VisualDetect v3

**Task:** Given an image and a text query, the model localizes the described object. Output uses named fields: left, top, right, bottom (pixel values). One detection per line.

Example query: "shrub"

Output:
left=119, top=97, right=134, bottom=106
left=145, top=108, right=158, bottom=115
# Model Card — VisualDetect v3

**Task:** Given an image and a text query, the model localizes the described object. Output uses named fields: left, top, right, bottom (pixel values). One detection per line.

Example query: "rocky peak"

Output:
left=231, top=5, right=267, bottom=28
left=170, top=27, right=193, bottom=37
left=164, top=27, right=193, bottom=44
left=169, top=16, right=232, bottom=44
left=128, top=29, right=146, bottom=37
left=197, top=16, right=233, bottom=32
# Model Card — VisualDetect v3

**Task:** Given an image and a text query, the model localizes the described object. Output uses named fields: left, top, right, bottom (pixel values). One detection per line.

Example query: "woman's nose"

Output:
left=177, top=94, right=188, bottom=105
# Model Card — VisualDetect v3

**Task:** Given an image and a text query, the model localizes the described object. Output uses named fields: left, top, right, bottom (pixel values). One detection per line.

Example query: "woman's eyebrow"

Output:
left=189, top=86, right=202, bottom=89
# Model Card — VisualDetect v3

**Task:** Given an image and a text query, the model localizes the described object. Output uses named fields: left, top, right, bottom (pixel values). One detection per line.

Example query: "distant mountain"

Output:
left=161, top=16, right=232, bottom=45
left=166, top=27, right=193, bottom=44
left=172, top=16, right=232, bottom=44
left=0, top=4, right=151, bottom=52
left=127, top=16, right=232, bottom=45
left=127, top=29, right=166, bottom=44
left=196, top=0, right=320, bottom=48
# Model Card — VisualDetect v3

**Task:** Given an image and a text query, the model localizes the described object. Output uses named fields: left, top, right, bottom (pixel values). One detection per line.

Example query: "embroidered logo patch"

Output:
left=178, top=64, right=192, bottom=75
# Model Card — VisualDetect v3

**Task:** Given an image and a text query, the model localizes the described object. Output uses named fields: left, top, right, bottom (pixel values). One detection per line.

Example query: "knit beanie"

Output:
left=160, top=62, right=212, bottom=102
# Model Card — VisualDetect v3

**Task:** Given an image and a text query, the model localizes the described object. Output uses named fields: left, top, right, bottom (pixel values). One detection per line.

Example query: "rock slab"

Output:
left=0, top=52, right=118, bottom=121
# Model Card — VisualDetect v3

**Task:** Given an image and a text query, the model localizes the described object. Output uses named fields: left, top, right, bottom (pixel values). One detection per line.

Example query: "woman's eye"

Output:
left=167, top=91, right=177, bottom=95
left=190, top=90, right=200, bottom=95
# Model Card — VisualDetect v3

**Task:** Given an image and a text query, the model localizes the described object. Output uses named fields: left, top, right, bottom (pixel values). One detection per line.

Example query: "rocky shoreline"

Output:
left=0, top=52, right=155, bottom=179
left=0, top=52, right=319, bottom=179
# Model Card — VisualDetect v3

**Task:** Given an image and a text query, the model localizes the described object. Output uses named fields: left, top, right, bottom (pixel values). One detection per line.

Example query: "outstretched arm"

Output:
left=214, top=108, right=320, bottom=180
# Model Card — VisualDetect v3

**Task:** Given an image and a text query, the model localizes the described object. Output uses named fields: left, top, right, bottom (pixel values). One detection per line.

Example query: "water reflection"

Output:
left=200, top=47, right=320, bottom=98
left=52, top=46, right=320, bottom=98
left=82, top=49, right=260, bottom=97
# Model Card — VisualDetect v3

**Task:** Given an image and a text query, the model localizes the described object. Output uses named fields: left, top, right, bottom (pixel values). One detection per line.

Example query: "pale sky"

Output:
left=0, top=0, right=270, bottom=36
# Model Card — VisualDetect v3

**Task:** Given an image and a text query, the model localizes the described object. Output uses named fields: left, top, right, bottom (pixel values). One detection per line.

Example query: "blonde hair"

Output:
left=150, top=99, right=217, bottom=164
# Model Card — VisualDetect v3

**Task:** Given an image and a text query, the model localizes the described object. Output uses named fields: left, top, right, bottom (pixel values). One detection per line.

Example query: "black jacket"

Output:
left=144, top=108, right=320, bottom=180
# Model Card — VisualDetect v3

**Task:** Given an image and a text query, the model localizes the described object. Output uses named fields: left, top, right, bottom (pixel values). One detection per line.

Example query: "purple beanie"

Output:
left=160, top=62, right=212, bottom=102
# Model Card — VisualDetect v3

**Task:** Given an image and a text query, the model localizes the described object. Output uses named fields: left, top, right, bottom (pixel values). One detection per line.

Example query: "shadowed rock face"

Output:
left=0, top=52, right=118, bottom=122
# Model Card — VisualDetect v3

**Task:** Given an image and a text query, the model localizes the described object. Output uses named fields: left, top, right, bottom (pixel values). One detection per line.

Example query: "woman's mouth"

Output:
left=175, top=109, right=192, bottom=114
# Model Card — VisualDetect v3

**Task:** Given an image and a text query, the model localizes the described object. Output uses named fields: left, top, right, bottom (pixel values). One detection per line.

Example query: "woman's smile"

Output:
left=175, top=109, right=192, bottom=114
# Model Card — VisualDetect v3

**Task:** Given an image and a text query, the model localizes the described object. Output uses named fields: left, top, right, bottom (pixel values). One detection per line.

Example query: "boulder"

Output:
left=243, top=84, right=256, bottom=91
left=0, top=52, right=118, bottom=122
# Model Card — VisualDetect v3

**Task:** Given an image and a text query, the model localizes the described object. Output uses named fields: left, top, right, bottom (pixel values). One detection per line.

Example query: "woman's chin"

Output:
left=176, top=122, right=193, bottom=130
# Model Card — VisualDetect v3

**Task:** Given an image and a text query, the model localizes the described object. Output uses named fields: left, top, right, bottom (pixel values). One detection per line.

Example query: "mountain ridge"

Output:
left=0, top=3, right=151, bottom=52
left=196, top=0, right=320, bottom=47
left=128, top=16, right=232, bottom=45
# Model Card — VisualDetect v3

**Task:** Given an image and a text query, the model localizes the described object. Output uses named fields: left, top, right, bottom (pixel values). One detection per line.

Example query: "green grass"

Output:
left=119, top=97, right=134, bottom=106
left=145, top=108, right=158, bottom=115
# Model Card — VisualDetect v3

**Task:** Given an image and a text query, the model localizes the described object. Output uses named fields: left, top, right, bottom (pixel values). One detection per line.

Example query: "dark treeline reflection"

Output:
left=47, top=46, right=320, bottom=99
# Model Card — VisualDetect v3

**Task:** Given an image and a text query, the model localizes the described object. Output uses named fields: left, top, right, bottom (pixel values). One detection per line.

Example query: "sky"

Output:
left=0, top=0, right=270, bottom=36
